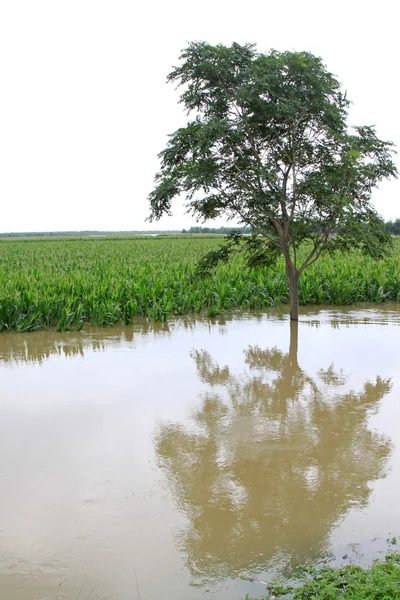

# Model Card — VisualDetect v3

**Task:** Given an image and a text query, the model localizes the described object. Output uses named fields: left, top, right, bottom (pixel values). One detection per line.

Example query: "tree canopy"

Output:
left=148, top=42, right=398, bottom=319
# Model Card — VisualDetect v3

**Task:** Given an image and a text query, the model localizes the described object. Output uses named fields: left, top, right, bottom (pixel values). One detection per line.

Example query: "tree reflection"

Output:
left=155, top=321, right=392, bottom=582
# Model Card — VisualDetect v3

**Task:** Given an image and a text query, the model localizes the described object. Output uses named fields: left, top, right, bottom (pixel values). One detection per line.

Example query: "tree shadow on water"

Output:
left=154, top=321, right=393, bottom=583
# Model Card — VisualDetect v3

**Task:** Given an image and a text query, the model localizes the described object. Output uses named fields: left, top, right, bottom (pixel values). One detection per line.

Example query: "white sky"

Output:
left=0, top=0, right=399, bottom=233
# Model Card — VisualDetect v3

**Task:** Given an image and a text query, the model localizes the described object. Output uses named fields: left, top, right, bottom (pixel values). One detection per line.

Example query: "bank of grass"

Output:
left=246, top=553, right=400, bottom=599
left=0, top=236, right=399, bottom=332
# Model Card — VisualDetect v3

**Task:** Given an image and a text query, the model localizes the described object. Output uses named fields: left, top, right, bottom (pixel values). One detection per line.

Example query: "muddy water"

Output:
left=0, top=306, right=400, bottom=599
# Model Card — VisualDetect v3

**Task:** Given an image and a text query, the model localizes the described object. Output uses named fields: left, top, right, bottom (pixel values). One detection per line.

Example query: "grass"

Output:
left=0, top=236, right=399, bottom=332
left=245, top=553, right=400, bottom=599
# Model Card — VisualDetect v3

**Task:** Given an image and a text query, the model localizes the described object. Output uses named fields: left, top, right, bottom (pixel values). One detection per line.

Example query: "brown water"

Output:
left=0, top=306, right=400, bottom=599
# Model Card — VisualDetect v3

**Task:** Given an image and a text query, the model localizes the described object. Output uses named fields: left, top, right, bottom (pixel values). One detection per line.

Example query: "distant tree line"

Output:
left=182, top=226, right=252, bottom=234
left=0, top=221, right=397, bottom=238
left=184, top=222, right=400, bottom=236
left=384, top=219, right=400, bottom=236
left=0, top=230, right=181, bottom=238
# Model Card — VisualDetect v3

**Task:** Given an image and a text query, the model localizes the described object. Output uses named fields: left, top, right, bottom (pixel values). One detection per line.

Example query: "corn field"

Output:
left=0, top=236, right=399, bottom=332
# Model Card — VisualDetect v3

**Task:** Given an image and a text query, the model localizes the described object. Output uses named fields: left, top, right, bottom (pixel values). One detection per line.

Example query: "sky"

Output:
left=0, top=0, right=399, bottom=233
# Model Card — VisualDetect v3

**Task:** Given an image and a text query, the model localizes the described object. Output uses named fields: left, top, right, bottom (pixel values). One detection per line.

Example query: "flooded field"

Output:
left=0, top=306, right=400, bottom=599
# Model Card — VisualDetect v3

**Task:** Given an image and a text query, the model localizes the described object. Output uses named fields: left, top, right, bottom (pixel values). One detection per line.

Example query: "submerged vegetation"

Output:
left=0, top=236, right=399, bottom=332
left=246, top=553, right=400, bottom=599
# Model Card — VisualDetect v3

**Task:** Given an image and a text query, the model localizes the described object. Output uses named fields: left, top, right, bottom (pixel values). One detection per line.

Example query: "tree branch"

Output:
left=298, top=225, right=333, bottom=275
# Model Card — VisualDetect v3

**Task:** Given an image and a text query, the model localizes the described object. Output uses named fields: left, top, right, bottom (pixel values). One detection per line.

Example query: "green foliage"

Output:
left=195, top=232, right=281, bottom=277
left=149, top=42, right=397, bottom=306
left=245, top=553, right=400, bottom=599
left=0, top=237, right=399, bottom=332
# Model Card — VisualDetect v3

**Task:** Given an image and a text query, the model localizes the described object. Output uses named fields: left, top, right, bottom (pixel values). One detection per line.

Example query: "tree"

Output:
left=148, top=42, right=398, bottom=320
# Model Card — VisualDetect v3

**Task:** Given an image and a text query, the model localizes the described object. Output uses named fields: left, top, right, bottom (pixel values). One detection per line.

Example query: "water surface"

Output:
left=0, top=306, right=400, bottom=599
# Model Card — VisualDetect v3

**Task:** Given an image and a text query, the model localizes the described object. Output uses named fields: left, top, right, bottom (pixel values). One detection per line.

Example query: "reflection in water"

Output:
left=0, top=305, right=398, bottom=366
left=155, top=322, right=392, bottom=583
left=0, top=321, right=173, bottom=365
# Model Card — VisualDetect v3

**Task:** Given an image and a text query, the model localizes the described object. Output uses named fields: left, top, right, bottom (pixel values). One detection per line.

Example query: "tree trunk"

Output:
left=286, top=267, right=299, bottom=321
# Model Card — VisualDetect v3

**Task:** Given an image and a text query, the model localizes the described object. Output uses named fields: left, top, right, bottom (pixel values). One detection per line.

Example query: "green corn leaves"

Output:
left=0, top=236, right=399, bottom=332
